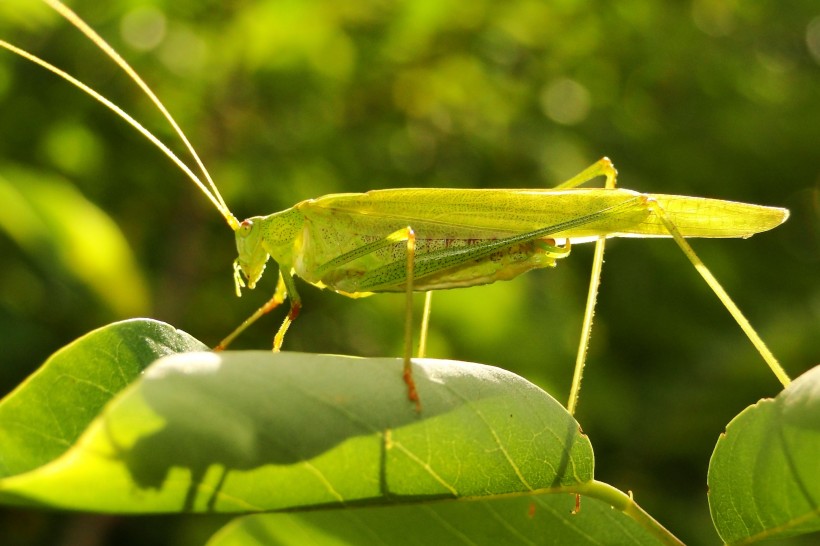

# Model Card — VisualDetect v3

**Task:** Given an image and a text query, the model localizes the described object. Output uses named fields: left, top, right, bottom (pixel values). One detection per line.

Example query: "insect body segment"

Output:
left=236, top=189, right=786, bottom=299
left=234, top=208, right=305, bottom=294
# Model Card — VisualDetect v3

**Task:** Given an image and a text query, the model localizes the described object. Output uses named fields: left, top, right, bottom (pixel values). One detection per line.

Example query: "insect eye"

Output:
left=239, top=219, right=254, bottom=237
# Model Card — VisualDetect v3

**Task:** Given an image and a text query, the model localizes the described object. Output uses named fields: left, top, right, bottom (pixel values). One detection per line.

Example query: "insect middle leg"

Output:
left=401, top=227, right=420, bottom=410
left=313, top=226, right=422, bottom=408
left=555, top=157, right=618, bottom=415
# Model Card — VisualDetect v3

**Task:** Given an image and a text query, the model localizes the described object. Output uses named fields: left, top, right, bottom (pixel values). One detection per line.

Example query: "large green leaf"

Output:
left=0, top=318, right=206, bottom=478
left=207, top=494, right=669, bottom=546
left=0, top=350, right=593, bottom=512
left=708, top=364, right=820, bottom=544
left=0, top=319, right=682, bottom=544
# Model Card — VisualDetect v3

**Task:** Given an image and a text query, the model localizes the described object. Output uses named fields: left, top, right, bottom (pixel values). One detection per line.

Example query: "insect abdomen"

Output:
left=320, top=237, right=569, bottom=294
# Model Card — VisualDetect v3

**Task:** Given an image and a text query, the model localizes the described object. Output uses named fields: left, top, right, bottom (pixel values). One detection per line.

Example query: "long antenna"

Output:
left=1, top=0, right=240, bottom=230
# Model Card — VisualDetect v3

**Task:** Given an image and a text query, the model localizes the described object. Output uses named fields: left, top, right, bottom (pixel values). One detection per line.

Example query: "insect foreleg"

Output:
left=215, top=272, right=291, bottom=351
left=644, top=198, right=790, bottom=387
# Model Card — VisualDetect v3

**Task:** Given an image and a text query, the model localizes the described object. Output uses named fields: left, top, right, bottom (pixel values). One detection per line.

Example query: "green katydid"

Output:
left=1, top=0, right=791, bottom=413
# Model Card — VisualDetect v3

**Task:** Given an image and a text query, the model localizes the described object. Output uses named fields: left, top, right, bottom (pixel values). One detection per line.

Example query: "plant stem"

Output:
left=576, top=480, right=685, bottom=546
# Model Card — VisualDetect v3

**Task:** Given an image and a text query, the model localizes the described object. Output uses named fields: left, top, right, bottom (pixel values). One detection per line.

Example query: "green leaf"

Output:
left=0, top=351, right=593, bottom=512
left=206, top=494, right=668, bottom=546
left=708, top=364, right=820, bottom=544
left=0, top=319, right=206, bottom=478
left=0, top=321, right=682, bottom=543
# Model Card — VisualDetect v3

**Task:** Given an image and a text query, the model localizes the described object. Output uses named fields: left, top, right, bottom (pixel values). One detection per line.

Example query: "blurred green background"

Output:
left=1, top=0, right=818, bottom=544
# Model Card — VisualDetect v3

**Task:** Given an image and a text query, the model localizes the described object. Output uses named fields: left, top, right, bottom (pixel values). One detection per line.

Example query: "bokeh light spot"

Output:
left=807, top=16, right=820, bottom=65
left=540, top=78, right=591, bottom=126
left=120, top=6, right=167, bottom=52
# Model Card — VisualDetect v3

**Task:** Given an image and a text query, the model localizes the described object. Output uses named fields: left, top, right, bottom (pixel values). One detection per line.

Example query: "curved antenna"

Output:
left=0, top=38, right=237, bottom=226
left=5, top=0, right=240, bottom=230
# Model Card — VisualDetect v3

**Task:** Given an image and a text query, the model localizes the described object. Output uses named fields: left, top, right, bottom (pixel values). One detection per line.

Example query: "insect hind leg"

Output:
left=558, top=158, right=619, bottom=510
left=554, top=157, right=618, bottom=190
left=644, top=198, right=790, bottom=387
left=560, top=158, right=618, bottom=416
